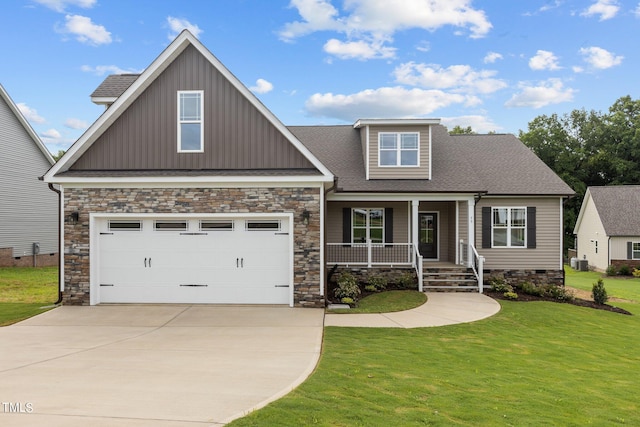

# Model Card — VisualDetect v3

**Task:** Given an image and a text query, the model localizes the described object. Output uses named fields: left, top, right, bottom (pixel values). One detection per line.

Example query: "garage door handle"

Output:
left=144, top=257, right=147, bottom=268
left=241, top=258, right=244, bottom=268
left=149, top=258, right=151, bottom=268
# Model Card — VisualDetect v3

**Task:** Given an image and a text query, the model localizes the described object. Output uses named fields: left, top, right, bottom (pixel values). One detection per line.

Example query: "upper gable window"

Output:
left=178, top=91, right=203, bottom=152
left=378, top=132, right=419, bottom=167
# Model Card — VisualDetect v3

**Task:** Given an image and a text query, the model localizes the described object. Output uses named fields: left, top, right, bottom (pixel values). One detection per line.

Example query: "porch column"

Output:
left=468, top=198, right=475, bottom=268
left=411, top=199, right=419, bottom=249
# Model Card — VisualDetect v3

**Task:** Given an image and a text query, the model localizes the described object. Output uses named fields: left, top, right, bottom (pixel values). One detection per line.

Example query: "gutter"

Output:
left=45, top=181, right=63, bottom=305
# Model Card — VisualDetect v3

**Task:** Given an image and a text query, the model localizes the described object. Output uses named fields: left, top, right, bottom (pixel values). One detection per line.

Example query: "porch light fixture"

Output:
left=68, top=211, right=79, bottom=225
left=301, top=210, right=310, bottom=225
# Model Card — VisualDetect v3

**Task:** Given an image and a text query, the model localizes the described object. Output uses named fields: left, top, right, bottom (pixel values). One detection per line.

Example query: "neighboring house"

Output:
left=43, top=31, right=573, bottom=307
left=0, top=84, right=58, bottom=267
left=573, top=185, right=640, bottom=271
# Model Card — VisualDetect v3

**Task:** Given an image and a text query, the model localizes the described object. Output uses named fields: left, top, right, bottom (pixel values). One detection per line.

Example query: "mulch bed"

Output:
left=485, top=290, right=632, bottom=315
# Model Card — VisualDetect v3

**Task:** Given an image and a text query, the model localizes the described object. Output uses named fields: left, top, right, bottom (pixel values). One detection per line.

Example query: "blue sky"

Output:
left=2, top=0, right=639, bottom=154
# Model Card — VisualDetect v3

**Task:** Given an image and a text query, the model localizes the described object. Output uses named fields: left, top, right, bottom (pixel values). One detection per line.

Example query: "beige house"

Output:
left=43, top=31, right=574, bottom=307
left=574, top=186, right=640, bottom=272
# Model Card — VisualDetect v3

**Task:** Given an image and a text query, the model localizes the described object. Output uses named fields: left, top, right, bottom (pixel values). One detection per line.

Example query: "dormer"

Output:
left=354, top=118, right=440, bottom=180
left=90, top=74, right=140, bottom=109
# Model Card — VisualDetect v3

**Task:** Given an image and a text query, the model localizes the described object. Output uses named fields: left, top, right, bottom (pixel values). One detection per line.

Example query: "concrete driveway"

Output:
left=0, top=305, right=324, bottom=426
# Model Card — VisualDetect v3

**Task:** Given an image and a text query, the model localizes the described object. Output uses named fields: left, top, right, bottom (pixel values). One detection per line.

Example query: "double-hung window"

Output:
left=633, top=242, right=640, bottom=259
left=492, top=207, right=526, bottom=247
left=379, top=132, right=419, bottom=167
left=178, top=90, right=203, bottom=152
left=352, top=208, right=384, bottom=244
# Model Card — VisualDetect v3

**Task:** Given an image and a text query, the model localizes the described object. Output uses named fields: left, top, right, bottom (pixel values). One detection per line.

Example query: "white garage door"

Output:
left=97, top=216, right=291, bottom=305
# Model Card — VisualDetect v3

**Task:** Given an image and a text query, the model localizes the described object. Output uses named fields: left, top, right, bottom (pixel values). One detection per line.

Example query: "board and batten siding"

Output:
left=0, top=92, right=58, bottom=257
left=575, top=194, right=609, bottom=270
left=326, top=202, right=409, bottom=244
left=367, top=125, right=430, bottom=180
left=71, top=45, right=315, bottom=171
left=475, top=197, right=563, bottom=270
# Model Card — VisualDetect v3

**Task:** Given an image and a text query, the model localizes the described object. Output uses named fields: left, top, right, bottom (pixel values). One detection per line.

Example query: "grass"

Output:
left=0, top=267, right=58, bottom=326
left=565, top=265, right=640, bottom=302
left=329, top=290, right=427, bottom=314
left=231, top=280, right=640, bottom=426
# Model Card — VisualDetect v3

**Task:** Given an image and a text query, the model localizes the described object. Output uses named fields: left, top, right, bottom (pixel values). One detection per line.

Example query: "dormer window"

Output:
left=379, top=132, right=419, bottom=167
left=178, top=90, right=203, bottom=152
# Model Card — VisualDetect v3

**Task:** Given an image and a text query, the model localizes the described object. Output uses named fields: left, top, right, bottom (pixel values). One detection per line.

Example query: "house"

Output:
left=43, top=31, right=573, bottom=307
left=573, top=185, right=640, bottom=272
left=0, top=84, right=58, bottom=267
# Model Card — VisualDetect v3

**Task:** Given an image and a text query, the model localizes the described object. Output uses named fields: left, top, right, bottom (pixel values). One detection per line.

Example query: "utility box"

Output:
left=33, top=242, right=40, bottom=255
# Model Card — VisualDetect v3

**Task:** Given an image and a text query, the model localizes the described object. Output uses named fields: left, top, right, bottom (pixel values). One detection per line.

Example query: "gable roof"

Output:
left=294, top=124, right=574, bottom=196
left=0, top=84, right=54, bottom=165
left=575, top=186, right=640, bottom=236
left=44, top=30, right=333, bottom=183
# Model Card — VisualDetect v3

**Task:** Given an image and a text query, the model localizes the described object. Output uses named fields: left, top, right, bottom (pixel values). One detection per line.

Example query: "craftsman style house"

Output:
left=44, top=31, right=573, bottom=307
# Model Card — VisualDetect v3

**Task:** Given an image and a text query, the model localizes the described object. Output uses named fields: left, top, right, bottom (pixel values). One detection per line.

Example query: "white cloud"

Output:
left=34, top=0, right=95, bottom=12
left=441, top=115, right=503, bottom=133
left=483, top=51, right=503, bottom=64
left=393, top=62, right=507, bottom=94
left=304, top=86, right=469, bottom=121
left=60, top=14, right=111, bottom=45
left=635, top=3, right=640, bottom=18
left=581, top=0, right=620, bottom=20
left=505, top=78, right=575, bottom=109
left=415, top=41, right=430, bottom=52
left=280, top=0, right=492, bottom=59
left=579, top=46, right=623, bottom=69
left=64, top=118, right=88, bottom=130
left=80, top=64, right=142, bottom=75
left=529, top=50, right=561, bottom=71
left=41, top=129, right=62, bottom=139
left=248, top=78, right=274, bottom=94
left=167, top=16, right=202, bottom=39
left=323, top=38, right=396, bottom=60
left=17, top=103, right=46, bottom=124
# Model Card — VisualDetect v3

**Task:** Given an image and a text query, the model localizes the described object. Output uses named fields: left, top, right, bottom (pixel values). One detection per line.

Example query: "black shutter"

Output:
left=628, top=241, right=633, bottom=259
left=527, top=207, right=536, bottom=249
left=343, top=208, right=351, bottom=245
left=482, top=207, right=491, bottom=248
left=385, top=208, right=393, bottom=246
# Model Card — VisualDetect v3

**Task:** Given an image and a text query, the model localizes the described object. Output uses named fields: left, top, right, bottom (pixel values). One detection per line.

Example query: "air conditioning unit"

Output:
left=577, top=259, right=589, bottom=271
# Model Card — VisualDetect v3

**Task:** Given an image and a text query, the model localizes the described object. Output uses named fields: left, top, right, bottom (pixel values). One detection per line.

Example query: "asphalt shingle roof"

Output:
left=90, top=74, right=140, bottom=98
left=588, top=185, right=640, bottom=236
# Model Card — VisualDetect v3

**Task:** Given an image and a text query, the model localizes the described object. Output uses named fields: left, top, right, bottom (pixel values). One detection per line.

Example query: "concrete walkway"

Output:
left=325, top=292, right=501, bottom=328
left=0, top=305, right=324, bottom=426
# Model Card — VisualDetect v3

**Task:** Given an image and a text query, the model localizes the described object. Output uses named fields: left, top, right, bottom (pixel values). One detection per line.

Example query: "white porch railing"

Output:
left=459, top=240, right=484, bottom=293
left=326, top=241, right=414, bottom=267
left=412, top=241, right=424, bottom=292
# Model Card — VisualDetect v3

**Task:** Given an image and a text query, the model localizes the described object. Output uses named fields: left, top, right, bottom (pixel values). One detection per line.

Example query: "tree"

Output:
left=52, top=150, right=65, bottom=161
left=519, top=96, right=640, bottom=252
left=449, top=125, right=475, bottom=135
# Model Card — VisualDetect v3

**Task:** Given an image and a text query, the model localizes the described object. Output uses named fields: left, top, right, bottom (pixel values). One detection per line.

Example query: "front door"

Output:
left=419, top=213, right=438, bottom=259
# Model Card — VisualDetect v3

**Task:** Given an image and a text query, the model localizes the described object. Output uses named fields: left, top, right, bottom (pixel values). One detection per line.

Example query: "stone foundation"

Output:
left=485, top=269, right=564, bottom=287
left=0, top=248, right=59, bottom=267
left=63, top=187, right=322, bottom=307
left=329, top=266, right=417, bottom=287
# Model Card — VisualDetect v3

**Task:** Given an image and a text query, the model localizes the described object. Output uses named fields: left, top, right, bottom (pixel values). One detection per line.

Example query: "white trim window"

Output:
left=379, top=132, right=419, bottom=167
left=633, top=242, right=640, bottom=259
left=492, top=207, right=526, bottom=247
left=352, top=208, right=384, bottom=244
left=178, top=90, right=204, bottom=152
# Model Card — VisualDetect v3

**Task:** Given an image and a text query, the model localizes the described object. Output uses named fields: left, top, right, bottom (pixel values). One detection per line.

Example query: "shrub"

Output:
left=489, top=277, right=513, bottom=293
left=633, top=268, right=640, bottom=278
left=519, top=281, right=543, bottom=297
left=340, top=297, right=354, bottom=305
left=335, top=272, right=361, bottom=301
left=364, top=285, right=377, bottom=292
left=592, top=279, right=608, bottom=305
left=397, top=272, right=416, bottom=289
left=606, top=265, right=617, bottom=276
left=368, top=275, right=388, bottom=291
left=544, top=284, right=574, bottom=302
left=503, top=291, right=518, bottom=300
left=618, top=265, right=631, bottom=276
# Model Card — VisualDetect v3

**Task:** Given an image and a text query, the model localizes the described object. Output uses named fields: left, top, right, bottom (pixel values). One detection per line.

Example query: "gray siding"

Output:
left=476, top=197, right=562, bottom=270
left=367, top=125, right=430, bottom=180
left=0, top=92, right=58, bottom=257
left=71, top=45, right=315, bottom=171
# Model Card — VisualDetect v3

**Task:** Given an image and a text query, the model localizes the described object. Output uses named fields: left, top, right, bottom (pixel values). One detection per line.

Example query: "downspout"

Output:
left=47, top=182, right=63, bottom=305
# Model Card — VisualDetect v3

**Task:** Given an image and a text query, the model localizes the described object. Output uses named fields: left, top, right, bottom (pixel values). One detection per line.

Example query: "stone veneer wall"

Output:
left=485, top=269, right=565, bottom=287
left=63, top=187, right=322, bottom=307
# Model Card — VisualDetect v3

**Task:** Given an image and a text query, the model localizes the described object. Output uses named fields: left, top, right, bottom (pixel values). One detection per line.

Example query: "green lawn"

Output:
left=565, top=266, right=640, bottom=302
left=231, top=279, right=640, bottom=426
left=329, top=290, right=427, bottom=314
left=0, top=267, right=58, bottom=325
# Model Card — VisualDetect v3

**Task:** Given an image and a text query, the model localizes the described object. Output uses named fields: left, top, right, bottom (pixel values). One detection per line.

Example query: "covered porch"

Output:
left=325, top=196, right=485, bottom=292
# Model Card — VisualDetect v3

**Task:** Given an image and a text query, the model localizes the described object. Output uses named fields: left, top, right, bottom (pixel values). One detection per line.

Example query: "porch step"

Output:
left=422, top=266, right=479, bottom=291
